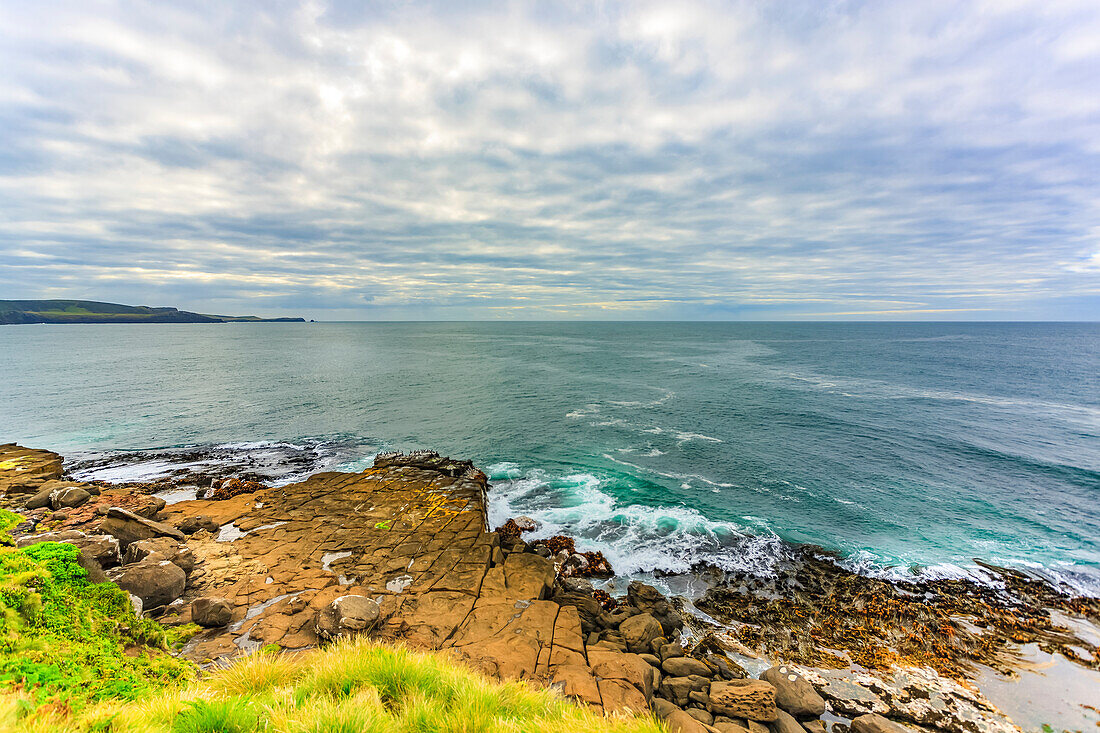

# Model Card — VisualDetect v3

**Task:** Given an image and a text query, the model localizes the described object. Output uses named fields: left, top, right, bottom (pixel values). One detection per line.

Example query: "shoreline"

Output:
left=2, top=442, right=1099, bottom=731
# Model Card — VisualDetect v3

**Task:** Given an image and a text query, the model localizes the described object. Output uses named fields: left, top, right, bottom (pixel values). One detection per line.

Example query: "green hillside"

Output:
left=0, top=300, right=304, bottom=324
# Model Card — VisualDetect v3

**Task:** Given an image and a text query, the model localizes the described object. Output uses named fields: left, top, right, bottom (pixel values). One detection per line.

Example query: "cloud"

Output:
left=0, top=0, right=1098, bottom=319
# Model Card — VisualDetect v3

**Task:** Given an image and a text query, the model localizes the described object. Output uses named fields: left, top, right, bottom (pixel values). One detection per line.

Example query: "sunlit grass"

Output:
left=3, top=638, right=668, bottom=733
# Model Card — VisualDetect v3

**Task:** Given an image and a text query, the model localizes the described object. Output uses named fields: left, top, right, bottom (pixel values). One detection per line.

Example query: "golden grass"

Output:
left=2, top=639, right=668, bottom=733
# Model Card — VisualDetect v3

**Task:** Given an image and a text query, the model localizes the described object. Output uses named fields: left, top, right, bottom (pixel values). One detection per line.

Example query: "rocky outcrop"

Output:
left=191, top=597, right=233, bottom=628
left=123, top=537, right=195, bottom=574
left=0, top=445, right=64, bottom=496
left=107, top=558, right=187, bottom=609
left=709, top=680, right=779, bottom=722
left=761, top=665, right=825, bottom=719
left=316, top=596, right=381, bottom=639
left=99, top=507, right=184, bottom=549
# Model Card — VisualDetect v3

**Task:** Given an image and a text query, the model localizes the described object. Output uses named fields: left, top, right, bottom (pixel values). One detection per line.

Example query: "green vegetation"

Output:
left=0, top=537, right=198, bottom=711
left=2, top=639, right=667, bottom=733
left=0, top=510, right=21, bottom=545
left=0, top=300, right=304, bottom=324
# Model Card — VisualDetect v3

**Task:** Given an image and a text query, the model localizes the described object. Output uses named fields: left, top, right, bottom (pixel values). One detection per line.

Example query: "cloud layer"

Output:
left=1, top=0, right=1098, bottom=319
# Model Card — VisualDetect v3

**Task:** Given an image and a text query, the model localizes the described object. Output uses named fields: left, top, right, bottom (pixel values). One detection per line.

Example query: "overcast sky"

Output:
left=1, top=1, right=1098, bottom=320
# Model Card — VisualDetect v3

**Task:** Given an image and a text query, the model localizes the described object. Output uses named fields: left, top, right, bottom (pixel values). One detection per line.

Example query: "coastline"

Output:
left=3, top=442, right=1098, bottom=732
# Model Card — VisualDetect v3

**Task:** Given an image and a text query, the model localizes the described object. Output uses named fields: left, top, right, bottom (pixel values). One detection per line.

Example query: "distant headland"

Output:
left=0, top=299, right=305, bottom=324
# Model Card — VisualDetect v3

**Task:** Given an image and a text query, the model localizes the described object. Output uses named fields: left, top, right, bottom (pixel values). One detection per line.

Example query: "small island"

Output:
left=0, top=299, right=305, bottom=324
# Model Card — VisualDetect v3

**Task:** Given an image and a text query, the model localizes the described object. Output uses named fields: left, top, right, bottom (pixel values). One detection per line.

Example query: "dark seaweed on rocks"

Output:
left=695, top=546, right=1100, bottom=679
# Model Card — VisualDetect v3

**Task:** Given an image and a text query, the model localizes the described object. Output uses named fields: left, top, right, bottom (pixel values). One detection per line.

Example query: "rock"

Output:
left=561, top=554, right=589, bottom=576
left=24, top=486, right=56, bottom=509
left=851, top=714, right=908, bottom=733
left=16, top=531, right=121, bottom=568
left=664, top=656, right=715, bottom=678
left=651, top=697, right=680, bottom=719
left=177, top=515, right=220, bottom=534
left=74, top=550, right=107, bottom=583
left=709, top=680, right=778, bottom=722
left=191, top=597, right=233, bottom=628
left=513, top=515, right=540, bottom=532
left=659, top=675, right=710, bottom=707
left=660, top=641, right=686, bottom=660
left=640, top=653, right=662, bottom=667
left=123, top=538, right=195, bottom=574
left=551, top=587, right=602, bottom=635
left=619, top=612, right=663, bottom=654
left=128, top=593, right=143, bottom=616
left=802, top=721, right=826, bottom=733
left=627, top=580, right=684, bottom=636
left=762, top=665, right=825, bottom=719
left=315, top=595, right=381, bottom=640
left=688, top=708, right=715, bottom=726
left=769, top=709, right=805, bottom=733
left=748, top=721, right=769, bottom=733
left=588, top=649, right=655, bottom=699
left=107, top=558, right=187, bottom=609
left=98, top=507, right=184, bottom=549
left=599, top=678, right=649, bottom=714
left=550, top=665, right=602, bottom=707
left=666, top=709, right=711, bottom=733
left=714, top=723, right=750, bottom=733
left=560, top=576, right=593, bottom=594
left=704, top=653, right=748, bottom=680
left=689, top=690, right=711, bottom=706
left=50, top=487, right=91, bottom=509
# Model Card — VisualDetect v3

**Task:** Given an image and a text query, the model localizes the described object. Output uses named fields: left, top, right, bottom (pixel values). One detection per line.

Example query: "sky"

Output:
left=1, top=1, right=1098, bottom=321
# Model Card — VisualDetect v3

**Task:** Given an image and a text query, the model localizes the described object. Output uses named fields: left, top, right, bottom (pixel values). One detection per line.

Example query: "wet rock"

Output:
left=703, top=653, right=748, bottom=680
left=16, top=530, right=121, bottom=568
left=663, top=656, right=715, bottom=678
left=51, top=487, right=91, bottom=509
left=98, top=507, right=184, bottom=549
left=513, top=515, right=540, bottom=532
left=628, top=580, right=684, bottom=636
left=107, top=558, right=187, bottom=609
left=177, top=515, right=220, bottom=534
left=124, top=537, right=195, bottom=574
left=316, top=595, right=381, bottom=640
left=709, top=680, right=778, bottom=722
left=850, top=714, right=908, bottom=733
left=666, top=709, right=711, bottom=733
left=762, top=665, right=825, bottom=719
left=372, top=450, right=478, bottom=478
left=191, top=597, right=233, bottom=628
left=769, top=709, right=806, bottom=733
left=620, top=612, right=663, bottom=654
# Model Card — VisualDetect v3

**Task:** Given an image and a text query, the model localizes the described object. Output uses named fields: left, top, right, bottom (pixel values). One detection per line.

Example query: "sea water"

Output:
left=2, top=321, right=1098, bottom=595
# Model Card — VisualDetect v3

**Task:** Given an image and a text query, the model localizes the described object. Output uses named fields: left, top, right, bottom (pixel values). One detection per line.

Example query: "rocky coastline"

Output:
left=2, top=442, right=1098, bottom=733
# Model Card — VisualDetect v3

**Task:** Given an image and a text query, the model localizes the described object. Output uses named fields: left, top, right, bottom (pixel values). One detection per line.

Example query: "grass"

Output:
left=0, top=531, right=198, bottom=712
left=1, top=638, right=669, bottom=733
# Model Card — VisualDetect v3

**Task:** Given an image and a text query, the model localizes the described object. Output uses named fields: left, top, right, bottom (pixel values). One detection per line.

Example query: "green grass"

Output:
left=0, top=530, right=198, bottom=711
left=3, top=639, right=668, bottom=733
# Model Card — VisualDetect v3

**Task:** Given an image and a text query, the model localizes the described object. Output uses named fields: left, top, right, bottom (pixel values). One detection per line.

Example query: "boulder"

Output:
left=107, top=558, right=187, bottom=609
left=24, top=486, right=56, bottom=509
left=803, top=721, right=826, bottom=733
left=513, top=515, right=540, bottom=532
left=50, top=487, right=91, bottom=509
left=714, top=724, right=751, bottom=733
left=551, top=587, right=602, bottom=635
left=588, top=650, right=655, bottom=698
left=851, top=714, right=908, bottom=733
left=627, top=580, right=684, bottom=636
left=315, top=595, right=381, bottom=640
left=177, top=515, right=220, bottom=534
left=74, top=550, right=107, bottom=583
left=761, top=665, right=825, bottom=719
left=666, top=709, right=711, bottom=733
left=687, top=708, right=715, bottom=726
left=550, top=665, right=602, bottom=707
left=598, top=678, right=649, bottom=714
left=619, top=612, right=663, bottom=654
left=124, top=537, right=195, bottom=574
left=191, top=597, right=233, bottom=628
left=659, top=675, right=710, bottom=707
left=98, top=507, right=184, bottom=549
left=709, top=680, right=778, bottom=722
left=769, top=709, right=805, bottom=733
left=651, top=697, right=680, bottom=719
left=16, top=531, right=121, bottom=568
left=663, top=656, right=715, bottom=678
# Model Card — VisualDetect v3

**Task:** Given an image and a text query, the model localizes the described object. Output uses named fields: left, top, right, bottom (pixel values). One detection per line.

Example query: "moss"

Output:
left=0, top=510, right=22, bottom=546
left=0, top=540, right=198, bottom=711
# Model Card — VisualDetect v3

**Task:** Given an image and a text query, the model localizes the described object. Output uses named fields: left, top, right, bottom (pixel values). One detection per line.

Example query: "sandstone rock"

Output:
left=588, top=649, right=655, bottom=698
left=640, top=652, right=661, bottom=667
left=803, top=721, right=826, bottom=733
left=666, top=709, right=711, bottom=733
left=660, top=641, right=686, bottom=660
left=627, top=580, right=684, bottom=636
left=714, top=723, right=750, bottom=733
left=704, top=653, right=748, bottom=680
left=651, top=697, right=680, bottom=719
left=551, top=587, right=602, bottom=635
left=74, top=549, right=108, bottom=583
left=24, top=486, right=56, bottom=509
left=664, top=656, right=715, bottom=678
left=762, top=665, right=825, bottom=719
left=690, top=690, right=710, bottom=706
left=16, top=531, right=121, bottom=568
left=550, top=664, right=602, bottom=707
left=191, top=597, right=233, bottom=628
left=501, top=552, right=555, bottom=600
left=688, top=708, right=715, bottom=726
left=124, top=538, right=195, bottom=574
left=851, top=714, right=908, bottom=733
left=316, top=595, right=381, bottom=640
left=659, top=675, right=710, bottom=707
left=769, top=709, right=805, bottom=733
left=513, top=515, right=540, bottom=531
left=99, top=507, right=184, bottom=549
left=51, top=487, right=91, bottom=509
left=619, top=612, right=663, bottom=654
left=108, top=558, right=187, bottom=609
left=177, top=515, right=220, bottom=534
left=709, top=680, right=778, bottom=722
left=599, top=678, right=649, bottom=714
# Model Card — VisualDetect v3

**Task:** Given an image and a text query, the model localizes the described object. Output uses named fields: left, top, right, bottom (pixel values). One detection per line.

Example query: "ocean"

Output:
left=2, top=321, right=1098, bottom=596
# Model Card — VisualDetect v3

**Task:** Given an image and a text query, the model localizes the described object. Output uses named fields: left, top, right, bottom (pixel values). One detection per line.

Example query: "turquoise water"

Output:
left=2, top=322, right=1098, bottom=593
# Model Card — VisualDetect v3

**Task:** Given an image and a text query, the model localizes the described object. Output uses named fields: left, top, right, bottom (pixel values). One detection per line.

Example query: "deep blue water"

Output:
left=2, top=322, right=1098, bottom=593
